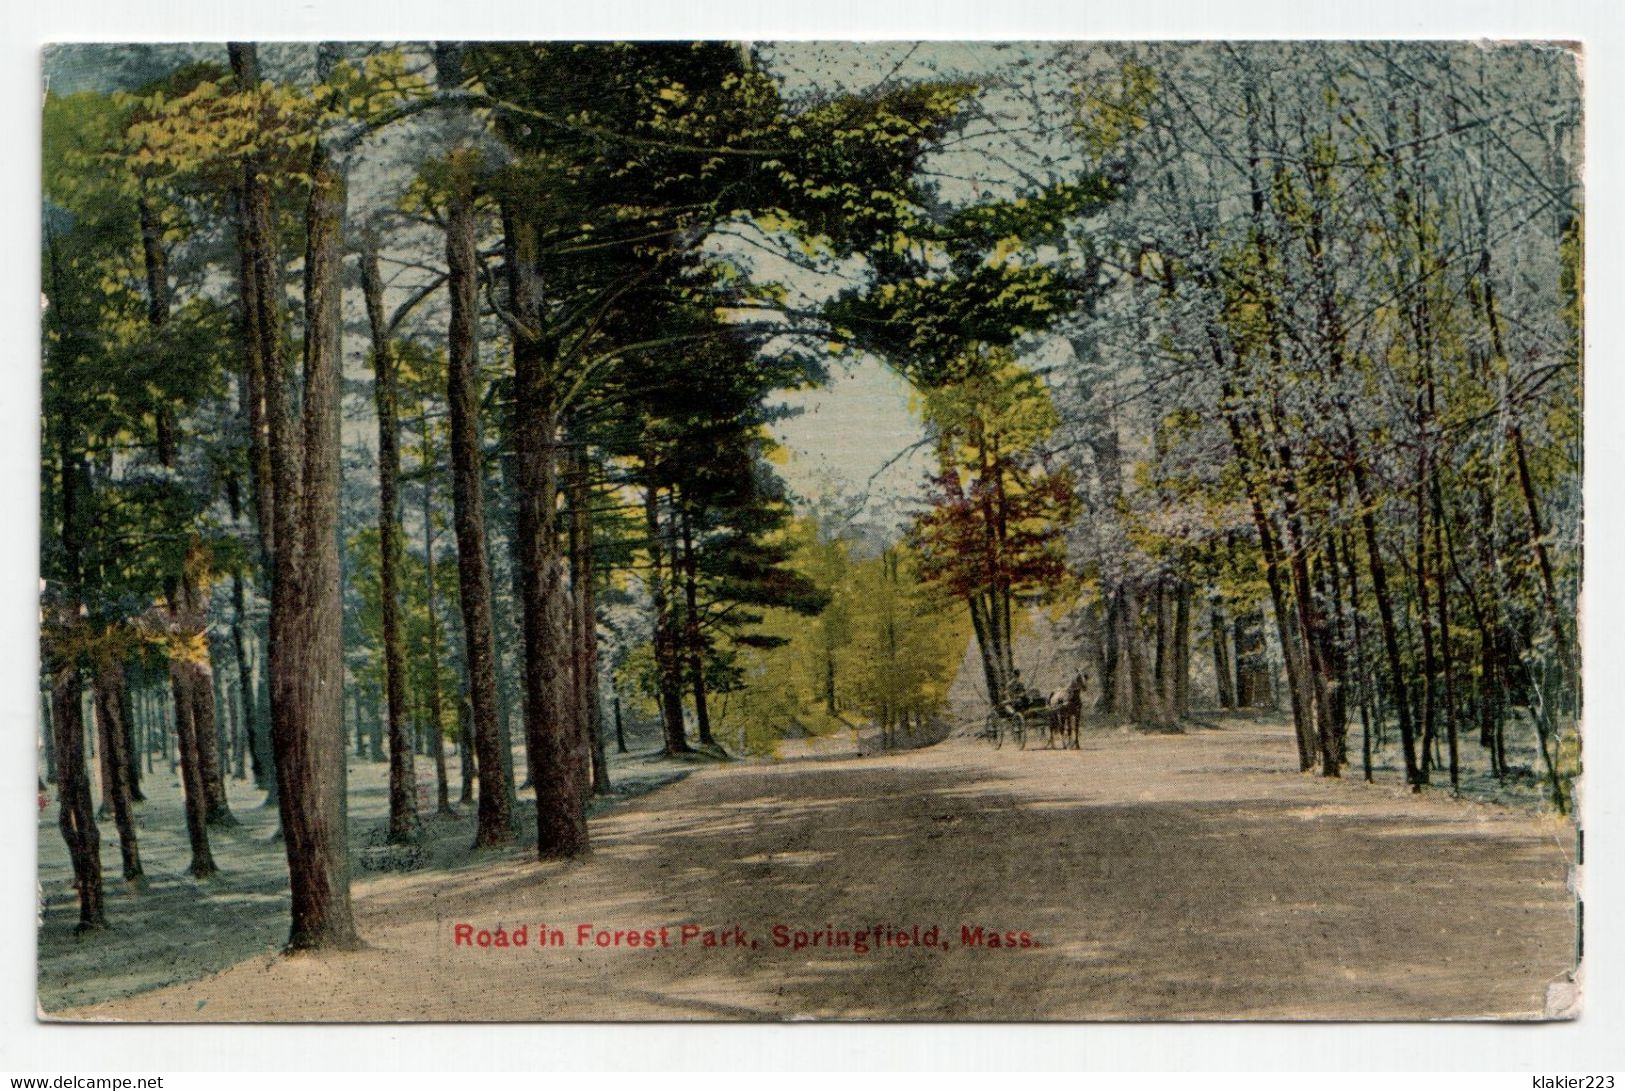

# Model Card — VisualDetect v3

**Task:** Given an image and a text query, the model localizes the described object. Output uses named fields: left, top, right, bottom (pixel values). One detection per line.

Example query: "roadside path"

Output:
left=60, top=717, right=1578, bottom=1021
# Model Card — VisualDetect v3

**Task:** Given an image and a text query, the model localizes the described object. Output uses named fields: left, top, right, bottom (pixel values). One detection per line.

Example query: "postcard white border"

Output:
left=4, top=0, right=1621, bottom=1074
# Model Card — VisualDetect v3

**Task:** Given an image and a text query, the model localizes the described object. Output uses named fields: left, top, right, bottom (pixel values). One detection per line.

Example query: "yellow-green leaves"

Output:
left=1075, top=60, right=1156, bottom=159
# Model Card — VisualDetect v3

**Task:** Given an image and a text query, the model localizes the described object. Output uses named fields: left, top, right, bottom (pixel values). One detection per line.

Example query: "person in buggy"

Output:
left=1003, top=670, right=1046, bottom=714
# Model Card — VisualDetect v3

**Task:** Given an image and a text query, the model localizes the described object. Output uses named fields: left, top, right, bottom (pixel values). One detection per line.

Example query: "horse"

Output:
left=1046, top=671, right=1086, bottom=750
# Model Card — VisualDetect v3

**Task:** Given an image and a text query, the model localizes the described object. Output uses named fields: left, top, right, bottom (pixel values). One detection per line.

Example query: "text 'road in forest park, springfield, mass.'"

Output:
left=450, top=922, right=1041, bottom=952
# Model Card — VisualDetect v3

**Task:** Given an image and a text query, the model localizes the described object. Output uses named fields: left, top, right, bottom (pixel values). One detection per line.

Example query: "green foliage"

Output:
left=827, top=262, right=1083, bottom=387
left=1074, top=60, right=1157, bottom=159
left=709, top=516, right=972, bottom=754
left=822, top=170, right=1112, bottom=387
left=117, top=49, right=423, bottom=193
left=42, top=85, right=238, bottom=623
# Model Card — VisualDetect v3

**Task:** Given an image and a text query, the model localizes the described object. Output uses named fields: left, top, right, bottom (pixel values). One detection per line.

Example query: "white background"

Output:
left=2, top=0, right=1621, bottom=1073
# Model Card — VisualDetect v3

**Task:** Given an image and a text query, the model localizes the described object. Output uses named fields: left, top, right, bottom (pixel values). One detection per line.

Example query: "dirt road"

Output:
left=58, top=716, right=1578, bottom=1021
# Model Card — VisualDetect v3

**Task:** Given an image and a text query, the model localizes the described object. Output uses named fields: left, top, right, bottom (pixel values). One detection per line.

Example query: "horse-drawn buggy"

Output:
left=982, top=672, right=1084, bottom=750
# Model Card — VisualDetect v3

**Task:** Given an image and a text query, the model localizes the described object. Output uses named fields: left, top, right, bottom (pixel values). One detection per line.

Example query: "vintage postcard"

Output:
left=36, top=40, right=1581, bottom=1022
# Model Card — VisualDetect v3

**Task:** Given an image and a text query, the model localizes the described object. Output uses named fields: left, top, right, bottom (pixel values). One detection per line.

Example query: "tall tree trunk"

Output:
left=52, top=658, right=105, bottom=930
left=1096, top=592, right=1120, bottom=717
left=359, top=249, right=420, bottom=843
left=420, top=430, right=455, bottom=819
left=1349, top=458, right=1421, bottom=789
left=1273, top=465, right=1339, bottom=778
left=139, top=687, right=150, bottom=770
left=42, top=690, right=57, bottom=786
left=496, top=452, right=528, bottom=801
left=679, top=503, right=714, bottom=748
left=93, top=658, right=143, bottom=884
left=367, top=683, right=385, bottom=763
left=160, top=547, right=225, bottom=870
left=1122, top=584, right=1150, bottom=724
left=458, top=689, right=476, bottom=805
left=1233, top=97, right=1321, bottom=770
left=569, top=437, right=611, bottom=793
left=1214, top=362, right=1312, bottom=767
left=1462, top=488, right=1508, bottom=781
left=137, top=682, right=151, bottom=777
left=191, top=597, right=233, bottom=825
left=1479, top=625, right=1502, bottom=778
left=1150, top=578, right=1189, bottom=724
left=120, top=664, right=143, bottom=802
left=1210, top=600, right=1235, bottom=710
left=141, top=190, right=236, bottom=830
left=159, top=689, right=172, bottom=767
left=229, top=44, right=280, bottom=576
left=438, top=55, right=514, bottom=846
left=665, top=497, right=691, bottom=733
left=168, top=646, right=218, bottom=878
left=644, top=481, right=689, bottom=754
left=426, top=647, right=452, bottom=817
left=1172, top=581, right=1190, bottom=720
left=1414, top=444, right=1438, bottom=782
left=504, top=208, right=588, bottom=858
left=968, top=594, right=1006, bottom=711
left=1233, top=615, right=1252, bottom=707
left=226, top=479, right=266, bottom=796
left=1337, top=525, right=1376, bottom=783
left=229, top=43, right=282, bottom=814
left=974, top=427, right=1015, bottom=705
left=230, top=679, right=246, bottom=780
left=350, top=687, right=363, bottom=758
left=1430, top=477, right=1461, bottom=791
left=1152, top=579, right=1169, bottom=722
left=265, top=64, right=361, bottom=949
left=1317, top=544, right=1350, bottom=770
left=564, top=442, right=591, bottom=799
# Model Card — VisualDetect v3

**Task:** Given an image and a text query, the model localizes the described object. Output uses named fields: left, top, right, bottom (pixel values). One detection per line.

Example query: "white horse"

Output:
left=1046, top=671, right=1086, bottom=749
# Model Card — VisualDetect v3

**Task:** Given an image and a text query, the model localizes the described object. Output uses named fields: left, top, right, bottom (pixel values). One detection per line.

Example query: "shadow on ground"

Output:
left=46, top=718, right=1577, bottom=1021
left=36, top=748, right=690, bottom=1013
